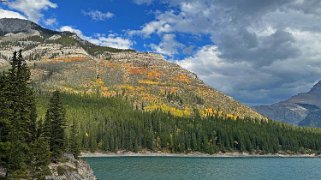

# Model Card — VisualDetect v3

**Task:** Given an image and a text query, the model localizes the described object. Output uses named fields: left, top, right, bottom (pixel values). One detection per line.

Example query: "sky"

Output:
left=1, top=0, right=321, bottom=106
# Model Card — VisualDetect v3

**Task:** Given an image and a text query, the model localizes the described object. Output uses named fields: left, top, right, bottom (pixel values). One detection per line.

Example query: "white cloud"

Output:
left=0, top=9, right=26, bottom=19
left=150, top=34, right=183, bottom=57
left=82, top=10, right=114, bottom=21
left=60, top=26, right=84, bottom=37
left=89, top=34, right=133, bottom=49
left=130, top=3, right=215, bottom=37
left=44, top=18, right=57, bottom=26
left=7, top=0, right=57, bottom=22
left=129, top=16, right=172, bottom=37
left=60, top=26, right=133, bottom=50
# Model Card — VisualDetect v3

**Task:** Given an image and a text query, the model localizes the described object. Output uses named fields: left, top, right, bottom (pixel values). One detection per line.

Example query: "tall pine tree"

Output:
left=69, top=119, right=80, bottom=159
left=29, top=120, right=51, bottom=179
left=45, top=91, right=66, bottom=162
left=6, top=51, right=31, bottom=177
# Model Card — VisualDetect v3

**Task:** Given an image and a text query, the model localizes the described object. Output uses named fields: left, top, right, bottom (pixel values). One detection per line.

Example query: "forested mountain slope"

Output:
left=36, top=92, right=321, bottom=154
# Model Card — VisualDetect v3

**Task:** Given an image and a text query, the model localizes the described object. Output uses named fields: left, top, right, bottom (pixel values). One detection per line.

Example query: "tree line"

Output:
left=0, top=51, right=76, bottom=179
left=36, top=92, right=321, bottom=155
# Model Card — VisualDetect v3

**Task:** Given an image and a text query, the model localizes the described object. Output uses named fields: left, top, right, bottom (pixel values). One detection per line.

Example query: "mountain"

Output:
left=254, top=81, right=321, bottom=127
left=0, top=18, right=57, bottom=36
left=0, top=18, right=265, bottom=120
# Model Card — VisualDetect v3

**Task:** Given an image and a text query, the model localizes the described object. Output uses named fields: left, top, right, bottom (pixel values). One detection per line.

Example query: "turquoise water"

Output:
left=84, top=157, right=321, bottom=180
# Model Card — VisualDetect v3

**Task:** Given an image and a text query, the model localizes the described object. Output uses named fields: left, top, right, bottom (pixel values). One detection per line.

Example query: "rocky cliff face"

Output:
left=254, top=81, right=321, bottom=127
left=0, top=18, right=265, bottom=120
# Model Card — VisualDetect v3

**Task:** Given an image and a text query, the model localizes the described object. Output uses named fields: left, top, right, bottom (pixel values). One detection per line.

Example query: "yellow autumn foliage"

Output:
left=145, top=104, right=191, bottom=117
left=87, top=78, right=115, bottom=97
left=138, top=79, right=160, bottom=85
left=160, top=87, right=179, bottom=95
left=118, top=84, right=135, bottom=91
left=142, top=94, right=158, bottom=102
left=201, top=108, right=238, bottom=120
left=95, top=78, right=105, bottom=87
left=172, top=74, right=191, bottom=84
left=226, top=114, right=238, bottom=120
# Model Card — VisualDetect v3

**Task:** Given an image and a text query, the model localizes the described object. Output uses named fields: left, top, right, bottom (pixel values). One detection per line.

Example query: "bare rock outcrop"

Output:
left=46, top=154, right=96, bottom=180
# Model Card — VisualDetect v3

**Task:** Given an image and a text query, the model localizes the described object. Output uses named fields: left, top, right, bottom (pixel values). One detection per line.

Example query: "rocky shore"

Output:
left=81, top=150, right=321, bottom=158
left=45, top=154, right=96, bottom=180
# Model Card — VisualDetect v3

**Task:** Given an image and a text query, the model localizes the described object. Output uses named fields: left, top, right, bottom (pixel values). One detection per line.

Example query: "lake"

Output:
left=84, top=156, right=321, bottom=180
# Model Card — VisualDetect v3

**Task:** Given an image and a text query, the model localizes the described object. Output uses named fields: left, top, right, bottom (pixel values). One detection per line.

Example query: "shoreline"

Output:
left=80, top=151, right=321, bottom=158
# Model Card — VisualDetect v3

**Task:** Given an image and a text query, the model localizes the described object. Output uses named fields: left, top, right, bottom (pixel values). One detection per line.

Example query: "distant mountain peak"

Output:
left=254, top=80, right=321, bottom=127
left=0, top=18, right=38, bottom=35
left=0, top=18, right=59, bottom=36
left=309, top=81, right=321, bottom=94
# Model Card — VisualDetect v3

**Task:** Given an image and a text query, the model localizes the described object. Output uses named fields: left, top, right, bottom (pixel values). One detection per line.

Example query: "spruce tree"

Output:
left=26, top=100, right=51, bottom=179
left=45, top=91, right=66, bottom=162
left=6, top=51, right=30, bottom=176
left=29, top=120, right=51, bottom=179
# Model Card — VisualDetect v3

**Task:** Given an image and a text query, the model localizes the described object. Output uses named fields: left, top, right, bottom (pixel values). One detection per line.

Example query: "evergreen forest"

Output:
left=36, top=92, right=321, bottom=155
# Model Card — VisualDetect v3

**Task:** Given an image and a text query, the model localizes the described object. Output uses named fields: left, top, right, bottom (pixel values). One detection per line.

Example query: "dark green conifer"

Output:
left=45, top=91, right=66, bottom=162
left=29, top=120, right=51, bottom=179
left=6, top=51, right=30, bottom=176
left=69, top=119, right=80, bottom=159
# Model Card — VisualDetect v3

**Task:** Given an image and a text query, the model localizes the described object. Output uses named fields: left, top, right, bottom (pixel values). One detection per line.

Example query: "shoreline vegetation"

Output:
left=80, top=151, right=321, bottom=158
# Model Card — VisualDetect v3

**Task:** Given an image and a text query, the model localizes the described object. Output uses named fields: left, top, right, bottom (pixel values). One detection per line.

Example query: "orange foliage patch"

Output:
left=48, top=56, right=87, bottom=62
left=128, top=67, right=148, bottom=75
left=98, top=61, right=112, bottom=68
left=147, top=70, right=161, bottom=79
left=172, top=74, right=191, bottom=84
left=62, top=56, right=87, bottom=62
